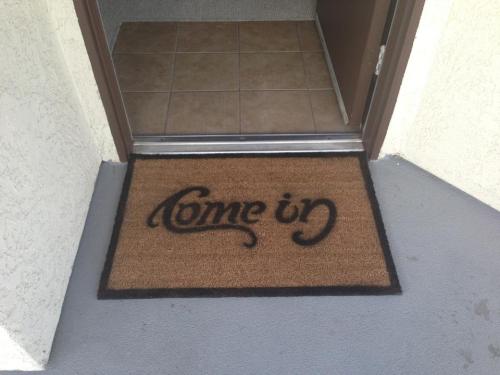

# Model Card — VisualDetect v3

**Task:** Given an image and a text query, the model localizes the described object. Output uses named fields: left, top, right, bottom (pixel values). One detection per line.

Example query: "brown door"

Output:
left=317, top=0, right=392, bottom=127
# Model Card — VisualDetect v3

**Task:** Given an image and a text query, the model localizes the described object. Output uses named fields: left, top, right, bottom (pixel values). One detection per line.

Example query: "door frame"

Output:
left=362, top=0, right=425, bottom=158
left=74, top=0, right=425, bottom=161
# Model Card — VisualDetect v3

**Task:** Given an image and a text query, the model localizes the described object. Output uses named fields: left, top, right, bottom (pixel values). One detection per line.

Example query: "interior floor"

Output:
left=112, top=21, right=354, bottom=137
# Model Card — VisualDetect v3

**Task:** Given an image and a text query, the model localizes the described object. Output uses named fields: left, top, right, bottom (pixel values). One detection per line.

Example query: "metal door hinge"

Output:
left=375, top=45, right=386, bottom=76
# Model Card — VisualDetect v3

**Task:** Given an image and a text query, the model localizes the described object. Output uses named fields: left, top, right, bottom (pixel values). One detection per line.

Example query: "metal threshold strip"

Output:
left=133, top=134, right=364, bottom=155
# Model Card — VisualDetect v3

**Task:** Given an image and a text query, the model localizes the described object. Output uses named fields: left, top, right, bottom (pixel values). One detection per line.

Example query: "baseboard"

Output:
left=315, top=14, right=349, bottom=125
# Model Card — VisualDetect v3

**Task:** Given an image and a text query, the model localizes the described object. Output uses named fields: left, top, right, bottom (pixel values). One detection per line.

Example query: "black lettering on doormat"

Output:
left=147, top=186, right=337, bottom=249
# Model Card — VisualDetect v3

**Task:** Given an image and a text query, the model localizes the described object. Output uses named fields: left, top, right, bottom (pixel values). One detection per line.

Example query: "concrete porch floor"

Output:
left=8, top=156, right=500, bottom=374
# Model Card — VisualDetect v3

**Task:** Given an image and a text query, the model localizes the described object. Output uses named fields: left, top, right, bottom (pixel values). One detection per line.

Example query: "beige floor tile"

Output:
left=303, top=52, right=332, bottom=89
left=114, top=21, right=345, bottom=137
left=166, top=92, right=239, bottom=134
left=173, top=53, right=239, bottom=91
left=176, top=22, right=238, bottom=52
left=123, top=92, right=170, bottom=136
left=241, top=91, right=315, bottom=133
left=298, top=21, right=323, bottom=51
left=240, top=52, right=307, bottom=90
left=114, top=22, right=176, bottom=53
left=310, top=90, right=352, bottom=133
left=114, top=54, right=174, bottom=92
left=240, top=21, right=300, bottom=52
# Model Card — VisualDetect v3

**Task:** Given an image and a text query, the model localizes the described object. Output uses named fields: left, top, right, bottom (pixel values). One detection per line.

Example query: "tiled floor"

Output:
left=113, top=21, right=354, bottom=136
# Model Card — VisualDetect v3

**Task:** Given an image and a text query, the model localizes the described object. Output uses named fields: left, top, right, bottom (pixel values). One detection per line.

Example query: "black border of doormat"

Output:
left=98, top=152, right=401, bottom=299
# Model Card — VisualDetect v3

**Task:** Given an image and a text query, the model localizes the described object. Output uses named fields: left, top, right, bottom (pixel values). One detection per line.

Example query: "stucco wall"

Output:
left=0, top=0, right=116, bottom=370
left=48, top=1, right=118, bottom=161
left=98, top=0, right=318, bottom=49
left=382, top=0, right=500, bottom=211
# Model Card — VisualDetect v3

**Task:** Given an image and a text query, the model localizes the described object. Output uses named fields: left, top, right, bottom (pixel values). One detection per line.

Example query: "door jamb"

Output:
left=362, top=0, right=425, bottom=159
left=73, top=0, right=133, bottom=162
left=73, top=0, right=424, bottom=161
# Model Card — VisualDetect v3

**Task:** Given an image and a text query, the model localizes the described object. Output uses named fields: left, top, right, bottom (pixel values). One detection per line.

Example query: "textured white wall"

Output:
left=0, top=0, right=116, bottom=370
left=382, top=0, right=500, bottom=211
left=98, top=0, right=318, bottom=49
left=48, top=0, right=118, bottom=161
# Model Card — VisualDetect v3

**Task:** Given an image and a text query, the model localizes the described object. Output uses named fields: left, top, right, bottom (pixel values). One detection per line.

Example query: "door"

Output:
left=317, top=0, right=392, bottom=127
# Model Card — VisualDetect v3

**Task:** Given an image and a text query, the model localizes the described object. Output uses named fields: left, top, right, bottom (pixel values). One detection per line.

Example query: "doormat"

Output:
left=98, top=153, right=400, bottom=299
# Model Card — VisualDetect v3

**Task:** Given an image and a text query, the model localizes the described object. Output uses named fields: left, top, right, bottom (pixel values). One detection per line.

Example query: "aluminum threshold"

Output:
left=133, top=135, right=364, bottom=155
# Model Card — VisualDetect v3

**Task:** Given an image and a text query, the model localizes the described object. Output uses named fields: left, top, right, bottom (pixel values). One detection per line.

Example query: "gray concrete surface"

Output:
left=6, top=156, right=500, bottom=374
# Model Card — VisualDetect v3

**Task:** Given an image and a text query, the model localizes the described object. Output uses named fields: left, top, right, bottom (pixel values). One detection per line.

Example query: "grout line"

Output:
left=238, top=50, right=308, bottom=54
left=163, top=22, right=179, bottom=135
left=237, top=23, right=243, bottom=135
left=113, top=51, right=239, bottom=55
left=113, top=51, right=177, bottom=55
left=112, top=50, right=322, bottom=56
left=121, top=88, right=333, bottom=94
left=297, top=20, right=304, bottom=51
left=239, top=88, right=321, bottom=92
left=307, top=87, right=319, bottom=134
left=297, top=22, right=317, bottom=134
left=123, top=89, right=239, bottom=94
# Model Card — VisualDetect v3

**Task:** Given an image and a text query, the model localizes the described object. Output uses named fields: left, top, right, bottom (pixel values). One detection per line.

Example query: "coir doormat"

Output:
left=98, top=153, right=400, bottom=299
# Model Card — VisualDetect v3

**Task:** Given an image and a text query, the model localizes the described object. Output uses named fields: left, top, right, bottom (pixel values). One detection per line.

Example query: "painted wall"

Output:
left=98, top=0, right=318, bottom=49
left=0, top=0, right=116, bottom=370
left=48, top=1, right=118, bottom=161
left=382, top=0, right=500, bottom=211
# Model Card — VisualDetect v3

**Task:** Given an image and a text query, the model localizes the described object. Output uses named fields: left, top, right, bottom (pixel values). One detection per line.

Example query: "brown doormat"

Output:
left=98, top=153, right=400, bottom=299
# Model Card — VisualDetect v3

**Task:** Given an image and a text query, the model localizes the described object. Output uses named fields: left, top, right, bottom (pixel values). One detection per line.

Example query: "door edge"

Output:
left=362, top=0, right=426, bottom=159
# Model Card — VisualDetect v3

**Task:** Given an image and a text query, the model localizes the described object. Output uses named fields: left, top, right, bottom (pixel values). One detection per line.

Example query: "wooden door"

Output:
left=317, top=0, right=392, bottom=127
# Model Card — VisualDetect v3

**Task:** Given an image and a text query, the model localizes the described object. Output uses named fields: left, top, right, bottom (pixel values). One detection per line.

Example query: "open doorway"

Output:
left=74, top=0, right=424, bottom=159
left=112, top=20, right=352, bottom=137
